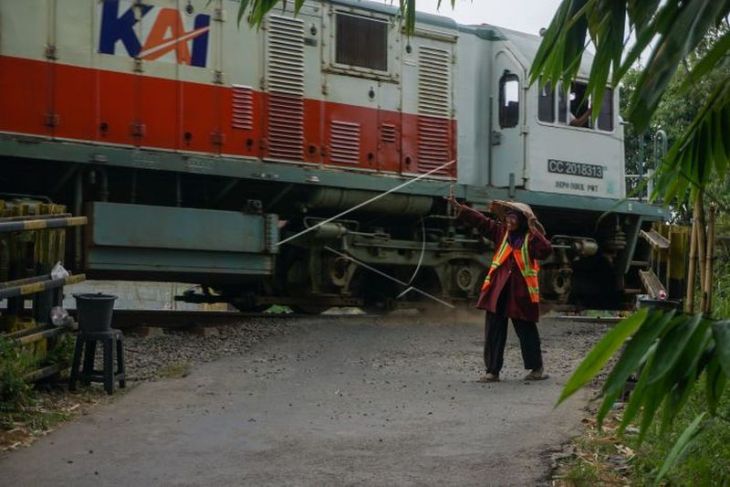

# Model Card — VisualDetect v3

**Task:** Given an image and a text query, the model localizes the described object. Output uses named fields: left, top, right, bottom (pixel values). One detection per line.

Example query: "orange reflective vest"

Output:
left=481, top=232, right=541, bottom=303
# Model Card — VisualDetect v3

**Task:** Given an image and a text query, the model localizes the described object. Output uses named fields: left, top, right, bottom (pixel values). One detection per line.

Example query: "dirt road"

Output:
left=0, top=314, right=606, bottom=486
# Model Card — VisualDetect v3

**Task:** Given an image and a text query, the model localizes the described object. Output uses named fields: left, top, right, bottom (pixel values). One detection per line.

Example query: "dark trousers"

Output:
left=484, top=312, right=543, bottom=374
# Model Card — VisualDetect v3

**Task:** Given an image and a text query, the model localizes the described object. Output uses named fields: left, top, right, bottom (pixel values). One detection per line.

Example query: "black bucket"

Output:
left=74, top=293, right=117, bottom=333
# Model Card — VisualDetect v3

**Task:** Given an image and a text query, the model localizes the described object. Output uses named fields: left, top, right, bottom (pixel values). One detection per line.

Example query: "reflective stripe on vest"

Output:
left=480, top=232, right=541, bottom=303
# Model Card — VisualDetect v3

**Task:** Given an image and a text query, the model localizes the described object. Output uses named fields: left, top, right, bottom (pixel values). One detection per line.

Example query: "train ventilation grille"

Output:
left=418, top=47, right=451, bottom=118
left=266, top=15, right=305, bottom=160
left=417, top=118, right=451, bottom=174
left=330, top=121, right=360, bottom=164
left=381, top=123, right=396, bottom=144
left=417, top=46, right=452, bottom=175
left=231, top=85, right=254, bottom=130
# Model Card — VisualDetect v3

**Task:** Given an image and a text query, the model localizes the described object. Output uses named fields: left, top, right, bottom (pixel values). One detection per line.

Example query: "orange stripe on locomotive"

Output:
left=0, top=0, right=456, bottom=178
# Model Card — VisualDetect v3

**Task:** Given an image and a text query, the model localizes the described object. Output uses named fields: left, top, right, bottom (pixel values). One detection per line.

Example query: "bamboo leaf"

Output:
left=647, top=314, right=703, bottom=384
left=237, top=0, right=251, bottom=24
left=238, top=0, right=331, bottom=29
left=596, top=310, right=675, bottom=427
left=627, top=0, right=660, bottom=35
left=712, top=320, right=730, bottom=376
left=681, top=29, right=730, bottom=90
left=638, top=378, right=669, bottom=443
left=529, top=0, right=591, bottom=88
left=627, top=0, right=729, bottom=132
left=705, top=353, right=727, bottom=415
left=654, top=413, right=707, bottom=485
left=620, top=342, right=658, bottom=432
left=712, top=110, right=727, bottom=175
left=558, top=308, right=649, bottom=406
left=657, top=322, right=711, bottom=435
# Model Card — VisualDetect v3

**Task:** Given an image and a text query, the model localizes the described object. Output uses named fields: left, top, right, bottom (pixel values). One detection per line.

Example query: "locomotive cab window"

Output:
left=542, top=81, right=614, bottom=132
left=597, top=88, right=614, bottom=131
left=538, top=81, right=555, bottom=123
left=335, top=13, right=388, bottom=71
left=499, top=73, right=520, bottom=129
left=565, top=82, right=591, bottom=128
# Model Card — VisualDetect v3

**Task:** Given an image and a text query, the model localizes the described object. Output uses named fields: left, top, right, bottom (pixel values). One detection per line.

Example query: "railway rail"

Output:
left=107, top=307, right=631, bottom=330
left=95, top=309, right=374, bottom=331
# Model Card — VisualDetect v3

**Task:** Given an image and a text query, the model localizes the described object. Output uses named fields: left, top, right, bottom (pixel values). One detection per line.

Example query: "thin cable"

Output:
left=324, top=246, right=455, bottom=309
left=276, top=160, right=455, bottom=246
left=406, top=217, right=426, bottom=285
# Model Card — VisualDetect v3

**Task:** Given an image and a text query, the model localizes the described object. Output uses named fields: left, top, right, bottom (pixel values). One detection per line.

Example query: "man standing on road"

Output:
left=447, top=197, right=553, bottom=382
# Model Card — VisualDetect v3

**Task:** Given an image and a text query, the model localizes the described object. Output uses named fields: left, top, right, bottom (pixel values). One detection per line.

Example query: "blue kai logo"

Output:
left=99, top=1, right=210, bottom=67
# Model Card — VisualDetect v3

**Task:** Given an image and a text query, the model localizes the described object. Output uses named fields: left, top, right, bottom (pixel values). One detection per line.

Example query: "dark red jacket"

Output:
left=459, top=206, right=553, bottom=322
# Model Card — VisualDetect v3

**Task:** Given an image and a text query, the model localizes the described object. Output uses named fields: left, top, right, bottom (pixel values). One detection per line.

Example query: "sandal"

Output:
left=477, top=372, right=500, bottom=383
left=524, top=368, right=549, bottom=381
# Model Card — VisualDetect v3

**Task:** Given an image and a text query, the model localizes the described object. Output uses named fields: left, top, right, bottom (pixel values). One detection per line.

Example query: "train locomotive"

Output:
left=0, top=0, right=666, bottom=312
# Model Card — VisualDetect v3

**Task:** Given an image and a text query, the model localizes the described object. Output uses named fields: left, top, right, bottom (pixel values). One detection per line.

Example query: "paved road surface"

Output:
left=1, top=314, right=604, bottom=486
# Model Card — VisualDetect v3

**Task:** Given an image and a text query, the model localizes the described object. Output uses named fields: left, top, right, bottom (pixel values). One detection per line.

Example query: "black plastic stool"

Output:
left=69, top=328, right=126, bottom=394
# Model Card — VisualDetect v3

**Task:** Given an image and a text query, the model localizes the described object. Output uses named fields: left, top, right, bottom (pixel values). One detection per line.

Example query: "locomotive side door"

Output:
left=491, top=47, right=527, bottom=188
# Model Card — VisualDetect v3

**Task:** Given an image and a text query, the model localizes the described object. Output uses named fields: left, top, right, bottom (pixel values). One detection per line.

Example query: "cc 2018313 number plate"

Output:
left=547, top=159, right=604, bottom=179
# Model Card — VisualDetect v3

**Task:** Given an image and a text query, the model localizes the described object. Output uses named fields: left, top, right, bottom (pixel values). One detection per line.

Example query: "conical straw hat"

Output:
left=488, top=200, right=546, bottom=235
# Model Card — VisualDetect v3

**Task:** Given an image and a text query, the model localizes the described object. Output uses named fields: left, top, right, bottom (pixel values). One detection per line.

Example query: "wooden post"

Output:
left=702, top=204, right=717, bottom=315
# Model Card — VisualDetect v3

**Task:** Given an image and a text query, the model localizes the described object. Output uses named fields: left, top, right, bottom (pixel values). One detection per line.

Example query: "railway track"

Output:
left=99, top=309, right=371, bottom=330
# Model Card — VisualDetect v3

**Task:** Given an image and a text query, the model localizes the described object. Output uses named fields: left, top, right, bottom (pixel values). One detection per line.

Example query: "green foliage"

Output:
left=654, top=79, right=730, bottom=204
left=557, top=307, right=648, bottom=405
left=654, top=412, right=707, bottom=485
left=236, top=0, right=306, bottom=27
left=621, top=25, right=729, bottom=214
left=715, top=253, right=730, bottom=318
left=45, top=333, right=74, bottom=369
left=0, top=337, right=36, bottom=414
left=559, top=387, right=730, bottom=486
left=532, top=6, right=730, bottom=476
left=560, top=310, right=730, bottom=442
left=235, top=0, right=455, bottom=32
left=631, top=385, right=730, bottom=486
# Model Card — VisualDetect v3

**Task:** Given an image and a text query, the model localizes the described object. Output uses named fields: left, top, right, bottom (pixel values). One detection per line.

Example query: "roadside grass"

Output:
left=158, top=360, right=192, bottom=379
left=553, top=411, right=634, bottom=486
left=0, top=387, right=108, bottom=451
left=631, top=382, right=730, bottom=485
left=554, top=381, right=730, bottom=486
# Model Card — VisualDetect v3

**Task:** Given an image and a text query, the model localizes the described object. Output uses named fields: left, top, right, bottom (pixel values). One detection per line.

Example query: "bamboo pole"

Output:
left=702, top=204, right=717, bottom=315
left=696, top=197, right=707, bottom=291
left=686, top=209, right=699, bottom=313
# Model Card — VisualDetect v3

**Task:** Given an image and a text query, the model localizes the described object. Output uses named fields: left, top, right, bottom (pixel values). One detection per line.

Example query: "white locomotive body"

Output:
left=0, top=0, right=665, bottom=309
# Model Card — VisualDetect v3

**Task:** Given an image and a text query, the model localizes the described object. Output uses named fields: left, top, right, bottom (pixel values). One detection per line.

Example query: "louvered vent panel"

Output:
left=266, top=15, right=304, bottom=160
left=418, top=47, right=451, bottom=117
left=418, top=118, right=451, bottom=173
left=417, top=46, right=452, bottom=175
left=330, top=121, right=360, bottom=164
left=231, top=85, right=253, bottom=130
left=381, top=123, right=396, bottom=144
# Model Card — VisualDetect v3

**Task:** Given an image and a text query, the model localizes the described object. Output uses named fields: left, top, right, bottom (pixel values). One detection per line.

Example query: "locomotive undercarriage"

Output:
left=2, top=155, right=654, bottom=313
